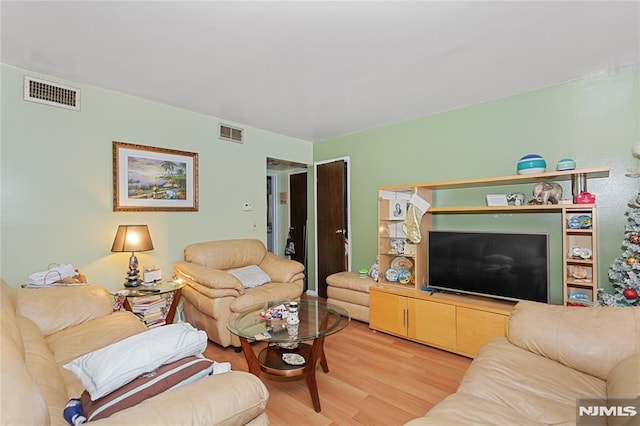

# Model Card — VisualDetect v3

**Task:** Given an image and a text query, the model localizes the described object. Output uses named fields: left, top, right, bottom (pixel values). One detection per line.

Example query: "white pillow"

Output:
left=64, top=323, right=207, bottom=400
left=228, top=265, right=271, bottom=288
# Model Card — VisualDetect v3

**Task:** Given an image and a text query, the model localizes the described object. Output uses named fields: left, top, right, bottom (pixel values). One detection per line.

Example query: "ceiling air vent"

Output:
left=219, top=124, right=243, bottom=144
left=23, top=76, right=80, bottom=111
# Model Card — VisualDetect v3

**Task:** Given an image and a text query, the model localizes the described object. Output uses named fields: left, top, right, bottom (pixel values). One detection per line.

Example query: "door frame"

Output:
left=313, top=156, right=351, bottom=297
left=266, top=172, right=278, bottom=254
left=287, top=169, right=309, bottom=290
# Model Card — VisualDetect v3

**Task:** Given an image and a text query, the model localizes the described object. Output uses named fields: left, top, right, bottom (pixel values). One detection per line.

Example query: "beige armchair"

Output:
left=174, top=239, right=304, bottom=349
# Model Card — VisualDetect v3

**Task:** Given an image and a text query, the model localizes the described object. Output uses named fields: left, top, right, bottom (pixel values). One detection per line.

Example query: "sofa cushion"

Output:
left=64, top=323, right=207, bottom=400
left=456, top=338, right=606, bottom=424
left=1, top=279, right=23, bottom=355
left=607, top=353, right=640, bottom=426
left=18, top=316, right=69, bottom=425
left=81, top=356, right=214, bottom=421
left=230, top=281, right=303, bottom=313
left=405, top=392, right=544, bottom=426
left=185, top=239, right=267, bottom=270
left=47, top=311, right=147, bottom=366
left=175, top=262, right=245, bottom=293
left=258, top=252, right=305, bottom=283
left=229, top=265, right=271, bottom=288
left=0, top=335, right=50, bottom=426
left=16, top=285, right=114, bottom=337
left=508, top=302, right=640, bottom=380
left=328, top=286, right=370, bottom=306
left=326, top=271, right=376, bottom=293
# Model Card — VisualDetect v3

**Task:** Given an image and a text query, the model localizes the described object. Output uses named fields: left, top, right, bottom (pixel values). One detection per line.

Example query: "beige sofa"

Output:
left=407, top=301, right=640, bottom=425
left=0, top=278, right=269, bottom=425
left=174, top=239, right=304, bottom=349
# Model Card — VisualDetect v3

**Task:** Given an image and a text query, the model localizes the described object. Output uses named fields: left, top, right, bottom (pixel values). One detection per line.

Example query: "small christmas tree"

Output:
left=598, top=193, right=640, bottom=306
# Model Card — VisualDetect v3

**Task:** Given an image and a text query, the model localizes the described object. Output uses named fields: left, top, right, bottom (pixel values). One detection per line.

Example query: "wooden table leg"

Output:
left=239, top=337, right=261, bottom=377
left=305, top=336, right=326, bottom=412
left=319, top=341, right=329, bottom=373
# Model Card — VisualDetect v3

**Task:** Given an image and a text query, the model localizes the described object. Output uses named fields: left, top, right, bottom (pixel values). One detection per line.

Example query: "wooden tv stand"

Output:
left=369, top=285, right=515, bottom=358
left=372, top=167, right=610, bottom=356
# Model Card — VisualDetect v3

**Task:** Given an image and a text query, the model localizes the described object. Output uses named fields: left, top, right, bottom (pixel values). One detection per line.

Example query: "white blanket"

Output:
left=28, top=263, right=76, bottom=286
left=64, top=323, right=207, bottom=400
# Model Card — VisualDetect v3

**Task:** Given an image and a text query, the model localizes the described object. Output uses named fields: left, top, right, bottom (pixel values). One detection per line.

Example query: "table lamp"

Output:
left=111, top=225, right=154, bottom=287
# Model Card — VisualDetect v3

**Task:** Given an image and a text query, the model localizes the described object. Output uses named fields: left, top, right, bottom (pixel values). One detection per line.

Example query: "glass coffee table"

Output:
left=227, top=300, right=350, bottom=412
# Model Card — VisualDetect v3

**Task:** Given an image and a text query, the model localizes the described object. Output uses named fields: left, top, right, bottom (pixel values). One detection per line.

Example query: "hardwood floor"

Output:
left=203, top=320, right=471, bottom=425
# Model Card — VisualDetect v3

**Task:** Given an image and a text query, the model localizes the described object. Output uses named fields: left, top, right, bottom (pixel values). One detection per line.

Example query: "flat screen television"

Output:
left=427, top=230, right=549, bottom=303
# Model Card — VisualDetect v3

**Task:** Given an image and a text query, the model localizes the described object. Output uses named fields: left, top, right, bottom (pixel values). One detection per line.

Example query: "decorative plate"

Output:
left=398, top=269, right=411, bottom=284
left=578, top=215, right=592, bottom=229
left=568, top=291, right=591, bottom=302
left=282, top=353, right=305, bottom=365
left=567, top=216, right=582, bottom=229
left=390, top=256, right=414, bottom=271
left=579, top=248, right=592, bottom=259
left=571, top=266, right=588, bottom=280
left=384, top=268, right=399, bottom=282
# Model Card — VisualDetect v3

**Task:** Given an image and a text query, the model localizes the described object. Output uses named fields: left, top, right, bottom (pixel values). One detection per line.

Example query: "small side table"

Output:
left=111, top=281, right=184, bottom=326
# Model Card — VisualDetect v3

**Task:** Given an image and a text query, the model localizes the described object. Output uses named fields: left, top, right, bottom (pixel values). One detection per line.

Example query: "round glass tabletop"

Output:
left=228, top=300, right=350, bottom=343
left=110, top=280, right=184, bottom=296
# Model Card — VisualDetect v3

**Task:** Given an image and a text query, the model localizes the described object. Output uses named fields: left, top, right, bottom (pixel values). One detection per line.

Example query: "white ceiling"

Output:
left=1, top=1, right=638, bottom=142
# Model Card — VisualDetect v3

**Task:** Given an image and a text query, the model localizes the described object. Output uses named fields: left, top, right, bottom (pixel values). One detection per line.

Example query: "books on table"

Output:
left=129, top=295, right=168, bottom=326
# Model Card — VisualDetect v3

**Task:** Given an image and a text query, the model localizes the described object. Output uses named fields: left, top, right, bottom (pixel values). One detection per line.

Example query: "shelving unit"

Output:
left=377, top=167, right=609, bottom=290
left=562, top=207, right=597, bottom=305
left=371, top=167, right=610, bottom=357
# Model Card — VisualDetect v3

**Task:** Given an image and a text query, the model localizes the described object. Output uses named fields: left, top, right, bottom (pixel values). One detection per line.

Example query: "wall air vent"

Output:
left=219, top=124, right=243, bottom=144
left=23, top=76, right=80, bottom=111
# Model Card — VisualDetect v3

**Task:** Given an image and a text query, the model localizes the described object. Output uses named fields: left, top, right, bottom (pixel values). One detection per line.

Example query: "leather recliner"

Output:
left=174, top=239, right=304, bottom=348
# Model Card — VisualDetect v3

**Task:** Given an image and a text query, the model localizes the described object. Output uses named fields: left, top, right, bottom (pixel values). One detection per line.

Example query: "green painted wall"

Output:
left=0, top=64, right=313, bottom=288
left=312, top=65, right=639, bottom=304
left=3, top=63, right=638, bottom=302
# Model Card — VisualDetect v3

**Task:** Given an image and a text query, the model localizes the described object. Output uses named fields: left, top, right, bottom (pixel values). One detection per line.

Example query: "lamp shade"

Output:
left=111, top=225, right=154, bottom=253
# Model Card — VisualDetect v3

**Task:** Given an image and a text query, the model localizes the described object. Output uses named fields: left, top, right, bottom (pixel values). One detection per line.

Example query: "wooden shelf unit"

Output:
left=562, top=207, right=597, bottom=305
left=371, top=167, right=610, bottom=356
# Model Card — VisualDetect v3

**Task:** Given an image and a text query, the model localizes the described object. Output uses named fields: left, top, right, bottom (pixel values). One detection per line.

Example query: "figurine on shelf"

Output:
left=575, top=191, right=596, bottom=204
left=507, top=192, right=525, bottom=206
left=528, top=182, right=563, bottom=205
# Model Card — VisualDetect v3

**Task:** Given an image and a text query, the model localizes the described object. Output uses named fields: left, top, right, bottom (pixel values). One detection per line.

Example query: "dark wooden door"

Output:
left=316, top=160, right=347, bottom=298
left=289, top=172, right=308, bottom=290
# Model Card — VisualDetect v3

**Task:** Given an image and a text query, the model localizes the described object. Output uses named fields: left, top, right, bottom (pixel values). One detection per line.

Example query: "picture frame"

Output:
left=113, top=141, right=198, bottom=211
left=485, top=194, right=508, bottom=207
left=389, top=200, right=407, bottom=219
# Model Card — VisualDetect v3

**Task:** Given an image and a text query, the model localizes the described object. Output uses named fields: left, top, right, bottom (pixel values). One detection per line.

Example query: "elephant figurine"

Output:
left=529, top=182, right=563, bottom=205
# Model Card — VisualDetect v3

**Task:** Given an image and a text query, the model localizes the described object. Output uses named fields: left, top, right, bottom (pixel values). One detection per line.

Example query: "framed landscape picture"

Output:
left=113, top=141, right=198, bottom=211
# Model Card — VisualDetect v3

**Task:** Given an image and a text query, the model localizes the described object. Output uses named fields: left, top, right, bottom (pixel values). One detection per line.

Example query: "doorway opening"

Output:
left=266, top=158, right=310, bottom=280
left=266, top=173, right=277, bottom=253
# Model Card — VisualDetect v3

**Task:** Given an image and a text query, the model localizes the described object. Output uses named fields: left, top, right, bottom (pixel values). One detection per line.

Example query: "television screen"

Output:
left=427, top=230, right=549, bottom=303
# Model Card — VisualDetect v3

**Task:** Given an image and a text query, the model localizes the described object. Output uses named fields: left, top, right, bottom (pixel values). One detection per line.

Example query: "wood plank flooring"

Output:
left=203, top=320, right=471, bottom=425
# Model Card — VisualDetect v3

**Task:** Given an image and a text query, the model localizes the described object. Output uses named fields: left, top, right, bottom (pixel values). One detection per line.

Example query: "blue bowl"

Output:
left=517, top=154, right=546, bottom=174
left=556, top=158, right=576, bottom=171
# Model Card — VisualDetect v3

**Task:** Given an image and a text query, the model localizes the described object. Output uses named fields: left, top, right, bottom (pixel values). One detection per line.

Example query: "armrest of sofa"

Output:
left=15, top=285, right=114, bottom=337
left=507, top=301, right=640, bottom=380
left=259, top=253, right=304, bottom=283
left=92, top=371, right=269, bottom=425
left=174, top=262, right=245, bottom=292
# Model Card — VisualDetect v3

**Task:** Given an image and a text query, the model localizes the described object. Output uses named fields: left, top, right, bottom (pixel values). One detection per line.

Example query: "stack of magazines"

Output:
left=131, top=295, right=168, bottom=328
